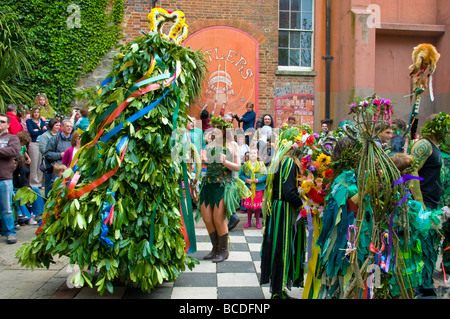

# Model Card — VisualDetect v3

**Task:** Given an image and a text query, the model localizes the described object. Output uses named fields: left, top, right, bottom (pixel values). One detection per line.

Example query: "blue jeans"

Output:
left=0, top=180, right=16, bottom=236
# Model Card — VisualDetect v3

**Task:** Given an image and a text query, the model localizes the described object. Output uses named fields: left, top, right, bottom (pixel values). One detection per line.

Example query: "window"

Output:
left=278, top=0, right=314, bottom=70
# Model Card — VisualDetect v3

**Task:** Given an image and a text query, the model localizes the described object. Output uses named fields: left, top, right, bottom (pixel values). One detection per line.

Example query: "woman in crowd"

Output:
left=26, top=107, right=47, bottom=188
left=33, top=93, right=55, bottom=120
left=38, top=118, right=61, bottom=197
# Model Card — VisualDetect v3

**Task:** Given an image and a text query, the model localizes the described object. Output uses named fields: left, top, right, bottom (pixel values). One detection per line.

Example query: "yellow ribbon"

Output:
left=244, top=160, right=262, bottom=202
left=302, top=210, right=322, bottom=299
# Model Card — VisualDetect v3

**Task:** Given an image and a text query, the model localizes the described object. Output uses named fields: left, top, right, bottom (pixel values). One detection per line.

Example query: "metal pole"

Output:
left=322, top=0, right=333, bottom=122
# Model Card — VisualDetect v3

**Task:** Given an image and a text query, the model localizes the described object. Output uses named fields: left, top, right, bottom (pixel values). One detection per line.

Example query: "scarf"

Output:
left=245, top=160, right=262, bottom=201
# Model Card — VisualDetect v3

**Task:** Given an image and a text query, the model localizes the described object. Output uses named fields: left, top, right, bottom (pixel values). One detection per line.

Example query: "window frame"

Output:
left=277, top=0, right=315, bottom=72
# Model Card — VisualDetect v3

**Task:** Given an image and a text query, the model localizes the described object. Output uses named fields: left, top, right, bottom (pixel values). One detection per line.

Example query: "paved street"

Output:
left=0, top=215, right=448, bottom=299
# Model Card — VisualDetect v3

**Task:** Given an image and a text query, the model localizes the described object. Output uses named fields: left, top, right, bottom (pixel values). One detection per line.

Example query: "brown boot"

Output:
left=203, top=231, right=218, bottom=260
left=212, top=233, right=229, bottom=263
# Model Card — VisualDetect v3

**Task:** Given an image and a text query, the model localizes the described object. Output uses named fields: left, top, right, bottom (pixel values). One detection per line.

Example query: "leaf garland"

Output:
left=15, top=31, right=208, bottom=294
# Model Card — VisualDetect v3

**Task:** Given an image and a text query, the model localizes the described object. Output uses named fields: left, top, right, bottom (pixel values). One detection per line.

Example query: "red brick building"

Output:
left=121, top=0, right=449, bottom=131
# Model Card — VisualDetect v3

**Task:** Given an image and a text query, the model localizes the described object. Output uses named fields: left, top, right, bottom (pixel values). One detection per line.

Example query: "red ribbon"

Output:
left=67, top=141, right=128, bottom=199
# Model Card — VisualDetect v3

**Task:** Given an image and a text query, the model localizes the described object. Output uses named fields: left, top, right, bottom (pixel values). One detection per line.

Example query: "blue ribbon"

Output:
left=100, top=190, right=115, bottom=246
left=99, top=88, right=170, bottom=144
left=392, top=174, right=423, bottom=186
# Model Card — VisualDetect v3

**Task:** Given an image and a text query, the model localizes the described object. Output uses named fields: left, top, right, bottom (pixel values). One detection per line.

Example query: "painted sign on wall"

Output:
left=183, top=26, right=259, bottom=121
left=274, top=83, right=314, bottom=128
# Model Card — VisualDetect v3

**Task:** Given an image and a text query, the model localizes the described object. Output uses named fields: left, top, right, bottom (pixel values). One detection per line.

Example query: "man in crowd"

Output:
left=6, top=104, right=24, bottom=135
left=374, top=123, right=394, bottom=151
left=0, top=113, right=21, bottom=244
left=44, top=119, right=73, bottom=191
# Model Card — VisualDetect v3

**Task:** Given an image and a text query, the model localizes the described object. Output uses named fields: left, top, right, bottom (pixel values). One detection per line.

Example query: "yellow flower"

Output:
left=301, top=180, right=314, bottom=193
left=316, top=153, right=331, bottom=167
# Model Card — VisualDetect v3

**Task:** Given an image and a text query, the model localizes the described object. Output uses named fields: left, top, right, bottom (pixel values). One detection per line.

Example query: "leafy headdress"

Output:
left=420, top=112, right=450, bottom=148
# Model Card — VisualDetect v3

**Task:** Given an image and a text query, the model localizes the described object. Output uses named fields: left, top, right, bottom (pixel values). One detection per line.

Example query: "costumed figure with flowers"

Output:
left=260, top=124, right=330, bottom=298
left=338, top=95, right=445, bottom=299
left=313, top=131, right=374, bottom=299
left=198, top=115, right=250, bottom=263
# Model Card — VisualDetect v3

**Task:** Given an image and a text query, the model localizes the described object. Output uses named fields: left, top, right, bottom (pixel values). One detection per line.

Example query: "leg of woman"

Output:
left=28, top=142, right=43, bottom=188
left=212, top=199, right=229, bottom=262
left=201, top=202, right=218, bottom=260
left=212, top=199, right=228, bottom=236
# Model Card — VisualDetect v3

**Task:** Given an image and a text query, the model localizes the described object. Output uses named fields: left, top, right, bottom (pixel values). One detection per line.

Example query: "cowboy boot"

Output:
left=203, top=231, right=218, bottom=260
left=212, top=233, right=229, bottom=263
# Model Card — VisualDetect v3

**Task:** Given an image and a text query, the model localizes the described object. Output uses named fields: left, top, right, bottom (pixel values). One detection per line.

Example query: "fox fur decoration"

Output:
left=409, top=43, right=440, bottom=99
left=409, top=43, right=440, bottom=77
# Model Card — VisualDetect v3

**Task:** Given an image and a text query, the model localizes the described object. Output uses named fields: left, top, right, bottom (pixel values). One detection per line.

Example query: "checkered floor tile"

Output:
left=120, top=227, right=304, bottom=299
left=53, top=226, right=304, bottom=299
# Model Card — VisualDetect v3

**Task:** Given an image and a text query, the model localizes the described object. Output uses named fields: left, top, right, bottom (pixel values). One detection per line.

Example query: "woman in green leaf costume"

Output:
left=199, top=116, right=241, bottom=263
left=15, top=9, right=208, bottom=294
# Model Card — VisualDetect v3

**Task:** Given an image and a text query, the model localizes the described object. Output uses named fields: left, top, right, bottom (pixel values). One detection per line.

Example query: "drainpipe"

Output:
left=152, top=0, right=158, bottom=8
left=321, top=0, right=333, bottom=124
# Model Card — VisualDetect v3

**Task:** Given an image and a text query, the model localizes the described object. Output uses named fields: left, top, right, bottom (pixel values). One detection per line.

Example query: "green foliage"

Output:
left=16, top=32, right=207, bottom=294
left=0, top=6, right=35, bottom=112
left=5, top=0, right=124, bottom=114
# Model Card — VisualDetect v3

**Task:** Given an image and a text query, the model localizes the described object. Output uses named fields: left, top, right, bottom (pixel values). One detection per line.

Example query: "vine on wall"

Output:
left=7, top=0, right=124, bottom=114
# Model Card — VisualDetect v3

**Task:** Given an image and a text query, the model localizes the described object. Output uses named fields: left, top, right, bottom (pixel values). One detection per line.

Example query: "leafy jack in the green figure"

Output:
left=15, top=11, right=208, bottom=294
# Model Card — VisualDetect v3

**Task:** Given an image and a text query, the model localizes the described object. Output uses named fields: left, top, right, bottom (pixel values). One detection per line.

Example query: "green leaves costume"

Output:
left=15, top=23, right=208, bottom=294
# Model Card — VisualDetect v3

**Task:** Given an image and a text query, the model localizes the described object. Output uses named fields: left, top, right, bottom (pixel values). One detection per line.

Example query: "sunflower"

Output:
left=316, top=153, right=331, bottom=167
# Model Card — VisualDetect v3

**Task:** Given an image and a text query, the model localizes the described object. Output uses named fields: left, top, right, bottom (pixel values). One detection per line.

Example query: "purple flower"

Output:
left=309, top=166, right=316, bottom=172
left=350, top=103, right=356, bottom=110
left=314, top=133, right=320, bottom=138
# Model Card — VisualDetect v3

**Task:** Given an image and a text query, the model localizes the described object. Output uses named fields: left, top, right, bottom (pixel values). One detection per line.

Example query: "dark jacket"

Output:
left=0, top=132, right=20, bottom=180
left=26, top=118, right=47, bottom=142
left=44, top=132, right=72, bottom=172
left=234, top=110, right=256, bottom=132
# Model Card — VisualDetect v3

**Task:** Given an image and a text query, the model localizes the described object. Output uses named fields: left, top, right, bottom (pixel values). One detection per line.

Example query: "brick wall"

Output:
left=122, top=0, right=317, bottom=125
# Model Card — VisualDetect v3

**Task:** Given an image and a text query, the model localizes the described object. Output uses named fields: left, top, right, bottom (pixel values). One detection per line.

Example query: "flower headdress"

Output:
left=148, top=8, right=188, bottom=45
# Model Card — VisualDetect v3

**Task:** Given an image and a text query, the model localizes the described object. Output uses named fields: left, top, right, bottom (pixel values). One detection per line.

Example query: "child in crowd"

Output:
left=12, top=155, right=44, bottom=224
left=52, top=163, right=67, bottom=182
left=16, top=131, right=31, bottom=166
left=239, top=147, right=267, bottom=228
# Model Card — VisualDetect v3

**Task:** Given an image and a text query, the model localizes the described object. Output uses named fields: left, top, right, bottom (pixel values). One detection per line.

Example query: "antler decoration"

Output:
left=148, top=8, right=188, bottom=45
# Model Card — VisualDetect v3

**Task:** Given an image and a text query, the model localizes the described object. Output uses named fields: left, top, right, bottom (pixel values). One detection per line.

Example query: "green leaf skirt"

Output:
left=199, top=179, right=240, bottom=220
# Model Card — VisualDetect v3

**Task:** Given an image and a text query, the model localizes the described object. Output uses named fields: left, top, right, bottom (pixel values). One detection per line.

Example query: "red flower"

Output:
left=300, top=209, right=308, bottom=218
left=308, top=188, right=324, bottom=204
left=306, top=135, right=315, bottom=145
left=323, top=168, right=333, bottom=179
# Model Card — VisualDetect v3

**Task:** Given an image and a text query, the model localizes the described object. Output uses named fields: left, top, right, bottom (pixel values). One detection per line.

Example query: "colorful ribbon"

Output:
left=100, top=190, right=115, bottom=246
left=369, top=238, right=388, bottom=273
